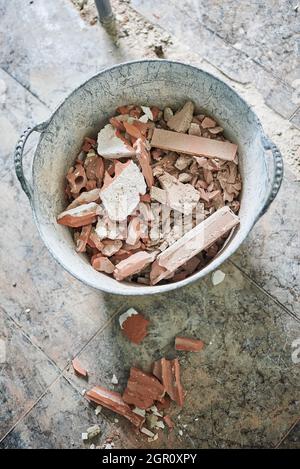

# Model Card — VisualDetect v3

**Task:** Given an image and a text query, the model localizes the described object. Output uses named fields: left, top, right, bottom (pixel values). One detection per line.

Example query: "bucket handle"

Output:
left=14, top=121, right=49, bottom=204
left=259, top=137, right=284, bottom=219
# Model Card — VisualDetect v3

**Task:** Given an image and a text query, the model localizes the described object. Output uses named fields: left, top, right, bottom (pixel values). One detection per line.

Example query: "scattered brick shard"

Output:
left=72, top=357, right=88, bottom=378
left=113, top=250, right=158, bottom=281
left=120, top=310, right=150, bottom=344
left=86, top=386, right=145, bottom=428
left=57, top=202, right=99, bottom=228
left=123, top=367, right=165, bottom=409
left=150, top=206, right=240, bottom=284
left=92, top=256, right=115, bottom=274
left=161, top=358, right=184, bottom=407
left=167, top=101, right=194, bottom=133
left=151, top=128, right=238, bottom=162
left=97, top=124, right=135, bottom=158
left=100, top=161, right=146, bottom=221
left=175, top=336, right=205, bottom=352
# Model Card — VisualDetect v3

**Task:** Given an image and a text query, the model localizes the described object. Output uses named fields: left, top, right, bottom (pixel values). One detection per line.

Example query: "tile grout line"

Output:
left=166, top=0, right=296, bottom=91
left=0, top=372, right=63, bottom=444
left=229, top=260, right=300, bottom=323
left=0, top=302, right=127, bottom=443
left=0, top=66, right=51, bottom=109
left=274, top=417, right=300, bottom=448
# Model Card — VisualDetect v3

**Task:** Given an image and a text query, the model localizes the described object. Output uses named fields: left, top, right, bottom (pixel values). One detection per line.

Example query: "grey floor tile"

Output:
left=232, top=168, right=300, bottom=319
left=0, top=0, right=134, bottom=110
left=0, top=376, right=111, bottom=448
left=132, top=0, right=298, bottom=119
left=0, top=170, right=124, bottom=369
left=0, top=308, right=59, bottom=440
left=65, top=262, right=300, bottom=448
left=0, top=68, right=50, bottom=176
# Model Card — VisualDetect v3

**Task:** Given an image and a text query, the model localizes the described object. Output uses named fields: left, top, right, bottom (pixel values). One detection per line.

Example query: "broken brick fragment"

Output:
left=86, top=386, right=144, bottom=428
left=175, top=336, right=205, bottom=352
left=72, top=357, right=88, bottom=378
left=121, top=311, right=149, bottom=345
left=76, top=224, right=92, bottom=253
left=123, top=367, right=165, bottom=410
left=161, top=358, right=184, bottom=407
left=134, top=138, right=154, bottom=188
left=57, top=202, right=99, bottom=228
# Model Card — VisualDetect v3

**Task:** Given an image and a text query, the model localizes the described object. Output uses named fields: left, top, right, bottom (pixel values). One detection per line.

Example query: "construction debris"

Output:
left=150, top=206, right=240, bottom=284
left=123, top=367, right=165, bottom=409
left=175, top=336, right=205, bottom=352
left=72, top=357, right=88, bottom=378
left=100, top=161, right=146, bottom=221
left=119, top=308, right=149, bottom=344
left=151, top=128, right=238, bottom=161
left=58, top=101, right=242, bottom=286
left=212, top=269, right=226, bottom=285
left=97, top=124, right=135, bottom=158
left=86, top=386, right=145, bottom=428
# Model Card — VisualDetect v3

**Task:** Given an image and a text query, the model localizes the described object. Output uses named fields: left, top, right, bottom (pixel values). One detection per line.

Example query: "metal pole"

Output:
left=94, top=0, right=114, bottom=24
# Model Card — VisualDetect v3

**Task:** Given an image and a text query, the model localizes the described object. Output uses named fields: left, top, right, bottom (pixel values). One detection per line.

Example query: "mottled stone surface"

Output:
left=0, top=377, right=110, bottom=448
left=278, top=419, right=300, bottom=449
left=232, top=167, right=300, bottom=319
left=65, top=263, right=300, bottom=448
left=0, top=170, right=124, bottom=369
left=0, top=308, right=59, bottom=439
left=132, top=0, right=299, bottom=120
left=0, top=0, right=299, bottom=450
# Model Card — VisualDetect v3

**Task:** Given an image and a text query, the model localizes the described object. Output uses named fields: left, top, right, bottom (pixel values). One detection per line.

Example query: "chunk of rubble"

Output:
left=76, top=224, right=92, bottom=253
left=141, top=427, right=156, bottom=438
left=85, top=425, right=101, bottom=440
left=57, top=202, right=99, bottom=228
left=119, top=308, right=149, bottom=344
left=201, top=117, right=216, bottom=128
left=111, top=374, right=119, bottom=385
left=92, top=255, right=115, bottom=274
left=88, top=228, right=104, bottom=250
left=134, top=138, right=154, bottom=188
left=123, top=367, right=165, bottom=409
left=150, top=206, right=240, bottom=284
left=167, top=101, right=194, bottom=133
left=161, top=358, right=184, bottom=407
left=95, top=216, right=127, bottom=241
left=66, top=163, right=87, bottom=195
left=188, top=122, right=201, bottom=136
left=113, top=250, right=158, bottom=281
left=151, top=171, right=200, bottom=215
left=174, top=155, right=192, bottom=171
left=72, top=357, right=88, bottom=378
left=86, top=386, right=145, bottom=428
left=66, top=189, right=101, bottom=210
left=175, top=336, right=205, bottom=352
left=84, top=152, right=104, bottom=184
left=126, top=217, right=141, bottom=246
left=211, top=269, right=226, bottom=285
left=151, top=129, right=238, bottom=162
left=97, top=124, right=135, bottom=159
left=141, top=106, right=154, bottom=121
left=163, top=107, right=173, bottom=122
left=101, top=239, right=122, bottom=257
left=100, top=161, right=146, bottom=221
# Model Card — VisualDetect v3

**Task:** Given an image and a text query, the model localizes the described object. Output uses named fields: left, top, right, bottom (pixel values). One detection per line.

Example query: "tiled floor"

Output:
left=0, top=0, right=299, bottom=449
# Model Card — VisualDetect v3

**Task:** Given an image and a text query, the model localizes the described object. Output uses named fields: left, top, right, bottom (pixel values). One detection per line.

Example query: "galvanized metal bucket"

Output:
left=14, top=60, right=283, bottom=295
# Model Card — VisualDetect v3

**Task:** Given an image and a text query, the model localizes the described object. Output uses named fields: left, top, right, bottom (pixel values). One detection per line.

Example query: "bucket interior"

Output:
left=33, top=60, right=268, bottom=294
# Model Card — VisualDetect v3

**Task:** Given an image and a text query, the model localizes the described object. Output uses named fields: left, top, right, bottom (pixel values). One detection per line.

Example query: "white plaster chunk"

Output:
left=111, top=374, right=119, bottom=384
left=167, top=101, right=194, bottom=133
left=156, top=171, right=200, bottom=215
left=119, top=307, right=139, bottom=329
left=211, top=269, right=226, bottom=285
left=100, top=161, right=146, bottom=221
left=141, top=105, right=153, bottom=121
left=97, top=124, right=135, bottom=159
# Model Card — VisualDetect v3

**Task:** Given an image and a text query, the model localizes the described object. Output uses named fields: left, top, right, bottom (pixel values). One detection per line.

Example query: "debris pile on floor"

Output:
left=57, top=102, right=241, bottom=285
left=74, top=309, right=205, bottom=443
